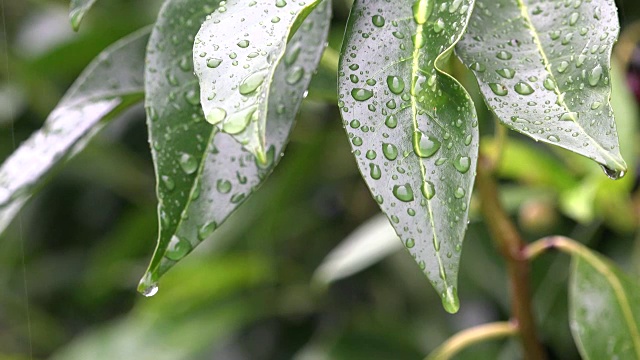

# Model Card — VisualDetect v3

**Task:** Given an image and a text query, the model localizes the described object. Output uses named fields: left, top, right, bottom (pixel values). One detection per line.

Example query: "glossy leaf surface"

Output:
left=193, top=0, right=323, bottom=162
left=456, top=0, right=626, bottom=178
left=338, top=0, right=478, bottom=313
left=69, top=0, right=98, bottom=31
left=0, top=29, right=148, bottom=235
left=569, top=251, right=640, bottom=359
left=141, top=0, right=331, bottom=295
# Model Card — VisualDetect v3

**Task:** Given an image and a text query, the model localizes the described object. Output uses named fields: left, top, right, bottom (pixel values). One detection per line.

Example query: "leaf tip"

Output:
left=442, top=285, right=460, bottom=314
left=137, top=271, right=159, bottom=297
left=601, top=155, right=628, bottom=180
left=69, top=9, right=84, bottom=32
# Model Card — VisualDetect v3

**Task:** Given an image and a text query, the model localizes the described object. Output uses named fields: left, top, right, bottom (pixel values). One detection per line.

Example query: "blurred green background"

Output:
left=1, top=0, right=640, bottom=359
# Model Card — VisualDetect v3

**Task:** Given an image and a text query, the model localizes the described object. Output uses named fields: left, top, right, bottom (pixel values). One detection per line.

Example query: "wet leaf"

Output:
left=69, top=0, right=98, bottom=31
left=140, top=0, right=331, bottom=295
left=193, top=0, right=325, bottom=163
left=0, top=29, right=148, bottom=235
left=338, top=0, right=479, bottom=313
left=569, top=250, right=640, bottom=359
left=456, top=0, right=626, bottom=178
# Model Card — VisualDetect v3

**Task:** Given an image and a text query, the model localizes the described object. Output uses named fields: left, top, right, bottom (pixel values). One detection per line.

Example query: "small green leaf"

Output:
left=456, top=0, right=626, bottom=178
left=0, top=29, right=148, bottom=235
left=69, top=0, right=98, bottom=31
left=193, top=0, right=324, bottom=162
left=140, top=0, right=331, bottom=295
left=569, top=249, right=640, bottom=359
left=338, top=0, right=478, bottom=313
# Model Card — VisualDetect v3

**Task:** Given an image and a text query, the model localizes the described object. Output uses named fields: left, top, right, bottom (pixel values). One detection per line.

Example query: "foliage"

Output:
left=1, top=0, right=640, bottom=358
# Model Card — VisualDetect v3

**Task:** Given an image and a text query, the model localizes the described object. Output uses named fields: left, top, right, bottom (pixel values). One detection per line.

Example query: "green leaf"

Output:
left=338, top=0, right=478, bottom=313
left=569, top=249, right=640, bottom=359
left=69, top=0, right=98, bottom=31
left=140, top=0, right=331, bottom=295
left=456, top=0, right=626, bottom=179
left=193, top=0, right=325, bottom=162
left=0, top=29, right=148, bottom=236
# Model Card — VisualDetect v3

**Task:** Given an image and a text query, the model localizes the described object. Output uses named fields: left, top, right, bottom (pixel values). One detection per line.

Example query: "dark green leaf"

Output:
left=569, top=250, right=640, bottom=359
left=338, top=0, right=478, bottom=313
left=193, top=0, right=326, bottom=162
left=140, top=0, right=331, bottom=295
left=0, top=29, right=148, bottom=235
left=456, top=0, right=626, bottom=178
left=70, top=0, right=98, bottom=31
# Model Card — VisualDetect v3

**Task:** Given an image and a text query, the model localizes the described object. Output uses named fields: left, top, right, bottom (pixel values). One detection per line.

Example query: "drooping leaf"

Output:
left=338, top=0, right=479, bottom=313
left=569, top=249, right=640, bottom=359
left=140, top=0, right=331, bottom=295
left=0, top=29, right=149, bottom=236
left=313, top=214, right=402, bottom=285
left=69, top=0, right=98, bottom=31
left=456, top=0, right=626, bottom=178
left=193, top=0, right=325, bottom=162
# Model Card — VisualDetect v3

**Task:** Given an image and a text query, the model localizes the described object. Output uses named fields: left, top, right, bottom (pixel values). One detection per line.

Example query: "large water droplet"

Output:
left=393, top=183, right=414, bottom=202
left=496, top=68, right=516, bottom=79
left=588, top=64, right=602, bottom=86
left=369, top=164, right=382, bottom=179
left=351, top=88, right=374, bottom=101
left=223, top=106, right=256, bottom=134
left=239, top=71, right=267, bottom=95
left=496, top=50, right=513, bottom=60
left=489, top=83, right=508, bottom=96
left=514, top=81, right=534, bottom=95
left=166, top=235, right=191, bottom=261
left=413, top=131, right=441, bottom=158
left=382, top=143, right=398, bottom=160
left=442, top=286, right=459, bottom=314
left=206, top=107, right=227, bottom=125
left=179, top=153, right=198, bottom=174
left=387, top=76, right=405, bottom=94
left=217, top=179, right=232, bottom=194
left=422, top=181, right=435, bottom=199
left=454, top=155, right=471, bottom=173
left=372, top=15, right=385, bottom=27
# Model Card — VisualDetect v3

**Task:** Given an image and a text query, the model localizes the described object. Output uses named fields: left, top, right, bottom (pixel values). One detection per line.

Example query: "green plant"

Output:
left=1, top=0, right=638, bottom=358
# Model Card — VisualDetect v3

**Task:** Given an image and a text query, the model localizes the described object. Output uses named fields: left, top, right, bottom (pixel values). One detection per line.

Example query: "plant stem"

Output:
left=476, top=155, right=547, bottom=360
left=424, top=321, right=518, bottom=360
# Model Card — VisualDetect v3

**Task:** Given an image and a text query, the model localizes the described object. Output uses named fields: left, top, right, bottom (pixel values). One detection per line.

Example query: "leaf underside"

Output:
left=140, top=0, right=331, bottom=294
left=69, top=0, right=99, bottom=31
left=338, top=0, right=479, bottom=313
left=456, top=0, right=626, bottom=178
left=0, top=29, right=148, bottom=236
left=569, top=253, right=640, bottom=359
left=193, top=0, right=323, bottom=162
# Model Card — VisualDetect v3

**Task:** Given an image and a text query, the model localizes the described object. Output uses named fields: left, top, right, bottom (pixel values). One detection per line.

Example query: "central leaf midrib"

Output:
left=515, top=0, right=624, bottom=169
left=410, top=15, right=449, bottom=288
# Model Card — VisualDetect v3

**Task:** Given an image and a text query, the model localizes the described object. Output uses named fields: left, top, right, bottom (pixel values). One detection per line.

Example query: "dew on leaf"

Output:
left=392, top=183, right=414, bottom=202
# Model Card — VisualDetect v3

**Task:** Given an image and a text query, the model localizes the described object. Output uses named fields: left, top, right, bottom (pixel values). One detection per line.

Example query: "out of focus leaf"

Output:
left=69, top=0, right=98, bottom=31
left=0, top=29, right=149, bottom=236
left=140, top=0, right=331, bottom=295
left=457, top=0, right=626, bottom=178
left=313, top=214, right=401, bottom=285
left=481, top=137, right=576, bottom=191
left=569, top=249, right=640, bottom=359
left=338, top=0, right=478, bottom=313
left=52, top=254, right=274, bottom=360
